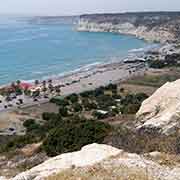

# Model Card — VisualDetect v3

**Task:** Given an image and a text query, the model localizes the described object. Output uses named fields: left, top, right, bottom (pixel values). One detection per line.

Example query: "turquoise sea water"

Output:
left=0, top=17, right=150, bottom=85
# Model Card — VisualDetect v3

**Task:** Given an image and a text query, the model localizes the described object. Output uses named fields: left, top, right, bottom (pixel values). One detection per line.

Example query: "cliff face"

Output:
left=77, top=12, right=180, bottom=43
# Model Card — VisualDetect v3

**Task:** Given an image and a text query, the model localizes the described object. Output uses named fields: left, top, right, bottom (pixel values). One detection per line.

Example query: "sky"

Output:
left=0, top=0, right=180, bottom=16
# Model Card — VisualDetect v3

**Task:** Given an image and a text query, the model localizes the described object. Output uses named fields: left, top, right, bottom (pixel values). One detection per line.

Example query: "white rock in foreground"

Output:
left=137, top=79, right=180, bottom=135
left=12, top=143, right=121, bottom=180
left=11, top=143, right=180, bottom=180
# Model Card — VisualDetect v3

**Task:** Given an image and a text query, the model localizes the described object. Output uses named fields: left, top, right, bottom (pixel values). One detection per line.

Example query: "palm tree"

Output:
left=55, top=85, right=61, bottom=96
left=34, top=80, right=39, bottom=86
left=42, top=80, right=47, bottom=95
left=16, top=80, right=21, bottom=87
left=47, top=79, right=54, bottom=93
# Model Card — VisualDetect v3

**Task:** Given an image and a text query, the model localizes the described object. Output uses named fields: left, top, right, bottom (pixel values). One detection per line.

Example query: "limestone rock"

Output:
left=5, top=143, right=180, bottom=180
left=136, top=79, right=180, bottom=135
left=12, top=143, right=121, bottom=180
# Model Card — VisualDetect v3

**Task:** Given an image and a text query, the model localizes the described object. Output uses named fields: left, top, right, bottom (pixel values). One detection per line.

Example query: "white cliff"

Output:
left=77, top=20, right=175, bottom=43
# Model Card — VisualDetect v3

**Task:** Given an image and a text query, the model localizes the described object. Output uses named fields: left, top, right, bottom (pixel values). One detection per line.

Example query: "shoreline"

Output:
left=0, top=40, right=161, bottom=115
left=0, top=42, right=157, bottom=89
left=0, top=60, right=147, bottom=114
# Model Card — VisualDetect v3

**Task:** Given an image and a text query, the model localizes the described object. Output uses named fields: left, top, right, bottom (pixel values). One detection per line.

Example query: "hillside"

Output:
left=2, top=143, right=180, bottom=180
left=77, top=12, right=180, bottom=43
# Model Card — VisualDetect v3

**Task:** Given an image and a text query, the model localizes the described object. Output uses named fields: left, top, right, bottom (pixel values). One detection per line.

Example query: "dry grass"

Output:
left=46, top=164, right=153, bottom=180
left=147, top=152, right=180, bottom=167
left=124, top=68, right=180, bottom=88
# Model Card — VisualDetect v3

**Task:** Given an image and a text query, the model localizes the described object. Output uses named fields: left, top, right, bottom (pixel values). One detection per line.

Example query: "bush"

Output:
left=82, top=99, right=97, bottom=110
left=23, top=119, right=41, bottom=132
left=96, top=95, right=116, bottom=110
left=148, top=60, right=166, bottom=69
left=80, top=90, right=94, bottom=98
left=94, top=86, right=105, bottom=97
left=59, top=106, right=69, bottom=117
left=50, top=98, right=69, bottom=106
left=42, top=112, right=55, bottom=121
left=42, top=117, right=111, bottom=156
left=105, top=83, right=117, bottom=90
left=73, top=103, right=83, bottom=112
left=66, top=93, right=79, bottom=103
left=121, top=104, right=141, bottom=114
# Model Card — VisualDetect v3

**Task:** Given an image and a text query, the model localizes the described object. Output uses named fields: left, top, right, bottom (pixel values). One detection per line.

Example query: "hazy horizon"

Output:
left=0, top=0, right=180, bottom=16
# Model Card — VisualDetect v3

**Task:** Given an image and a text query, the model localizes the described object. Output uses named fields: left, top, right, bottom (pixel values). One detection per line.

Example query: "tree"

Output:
left=55, top=86, right=61, bottom=96
left=42, top=117, right=111, bottom=156
left=34, top=80, right=40, bottom=86
left=67, top=93, right=79, bottom=103
left=59, top=106, right=69, bottom=117
left=73, top=103, right=83, bottom=112
left=16, top=80, right=21, bottom=87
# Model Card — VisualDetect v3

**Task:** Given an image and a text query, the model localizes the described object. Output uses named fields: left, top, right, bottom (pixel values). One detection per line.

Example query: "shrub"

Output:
left=105, top=83, right=117, bottom=90
left=23, top=119, right=41, bottom=132
left=82, top=99, right=97, bottom=110
left=66, top=93, right=79, bottom=103
left=148, top=60, right=166, bottom=69
left=96, top=95, right=116, bottom=110
left=42, top=117, right=111, bottom=156
left=121, top=104, right=141, bottom=114
left=59, top=106, right=69, bottom=117
left=94, top=86, right=105, bottom=97
left=80, top=90, right=94, bottom=98
left=73, top=103, right=83, bottom=112
left=42, top=112, right=55, bottom=121
left=50, top=98, right=69, bottom=106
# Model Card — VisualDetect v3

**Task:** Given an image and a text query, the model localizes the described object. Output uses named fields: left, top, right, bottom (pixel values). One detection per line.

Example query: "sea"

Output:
left=0, top=16, right=154, bottom=85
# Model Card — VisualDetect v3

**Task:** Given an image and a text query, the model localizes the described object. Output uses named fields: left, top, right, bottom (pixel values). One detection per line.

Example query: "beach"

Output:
left=0, top=59, right=147, bottom=135
left=0, top=60, right=147, bottom=110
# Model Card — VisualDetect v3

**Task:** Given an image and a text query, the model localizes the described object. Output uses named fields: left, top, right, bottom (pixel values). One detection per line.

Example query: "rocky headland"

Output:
left=77, top=12, right=180, bottom=43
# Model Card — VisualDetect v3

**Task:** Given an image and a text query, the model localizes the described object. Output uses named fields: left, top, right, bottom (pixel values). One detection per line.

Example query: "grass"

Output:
left=46, top=165, right=153, bottom=180
left=126, top=73, right=180, bottom=88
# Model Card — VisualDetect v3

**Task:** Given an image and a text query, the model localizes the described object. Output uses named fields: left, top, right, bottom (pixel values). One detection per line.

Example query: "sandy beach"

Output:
left=0, top=60, right=147, bottom=135
left=57, top=61, right=146, bottom=96
left=0, top=60, right=147, bottom=111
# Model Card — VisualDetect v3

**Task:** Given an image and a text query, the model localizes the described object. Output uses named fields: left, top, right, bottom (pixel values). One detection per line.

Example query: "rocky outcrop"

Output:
left=77, top=12, right=180, bottom=43
left=136, top=79, right=180, bottom=135
left=3, top=143, right=180, bottom=180
left=12, top=144, right=121, bottom=180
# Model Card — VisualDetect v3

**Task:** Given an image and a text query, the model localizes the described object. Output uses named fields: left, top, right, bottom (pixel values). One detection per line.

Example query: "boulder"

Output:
left=136, top=79, right=180, bottom=135
left=12, top=143, right=121, bottom=180
left=11, top=144, right=180, bottom=180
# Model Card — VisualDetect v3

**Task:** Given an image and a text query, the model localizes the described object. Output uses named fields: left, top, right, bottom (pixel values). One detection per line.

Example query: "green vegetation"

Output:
left=66, top=93, right=79, bottom=103
left=120, top=93, right=148, bottom=114
left=148, top=53, right=180, bottom=69
left=0, top=83, right=149, bottom=157
left=59, top=106, right=69, bottom=117
left=43, top=116, right=111, bottom=156
left=106, top=125, right=180, bottom=154
left=50, top=97, right=69, bottom=106
left=127, top=73, right=180, bottom=87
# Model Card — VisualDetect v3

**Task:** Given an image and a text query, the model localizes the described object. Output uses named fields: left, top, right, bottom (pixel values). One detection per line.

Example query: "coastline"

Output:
left=0, top=38, right=160, bottom=116
left=0, top=60, right=147, bottom=114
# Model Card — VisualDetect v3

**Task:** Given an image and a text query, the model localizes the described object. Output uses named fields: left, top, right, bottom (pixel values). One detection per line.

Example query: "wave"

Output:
left=128, top=48, right=145, bottom=53
left=18, top=61, right=102, bottom=84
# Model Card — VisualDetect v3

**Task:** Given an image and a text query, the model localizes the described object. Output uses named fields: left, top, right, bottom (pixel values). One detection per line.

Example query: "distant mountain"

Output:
left=28, top=16, right=79, bottom=25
